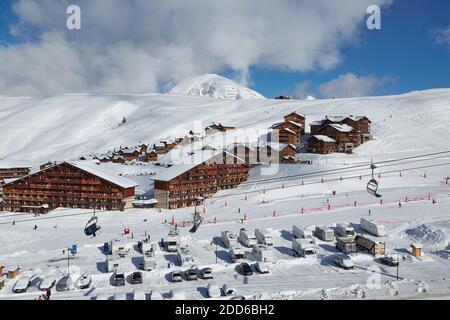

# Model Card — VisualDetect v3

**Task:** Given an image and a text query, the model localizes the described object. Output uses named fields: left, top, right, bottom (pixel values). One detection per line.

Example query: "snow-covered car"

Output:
left=75, top=273, right=92, bottom=289
left=222, top=284, right=237, bottom=297
left=254, top=262, right=270, bottom=274
left=56, top=275, right=74, bottom=291
left=206, top=282, right=222, bottom=298
left=238, top=263, right=253, bottom=276
left=149, top=290, right=164, bottom=300
left=379, top=255, right=399, bottom=267
left=111, top=271, right=125, bottom=286
left=13, top=276, right=31, bottom=293
left=39, top=275, right=57, bottom=291
left=200, top=267, right=213, bottom=279
left=333, top=254, right=354, bottom=269
left=169, top=270, right=183, bottom=282
left=128, top=271, right=143, bottom=284
left=184, top=268, right=198, bottom=281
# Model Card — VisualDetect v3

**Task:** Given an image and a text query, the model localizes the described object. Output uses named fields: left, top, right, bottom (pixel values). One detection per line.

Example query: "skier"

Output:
left=398, top=202, right=402, bottom=208
left=12, top=220, right=15, bottom=226
left=34, top=224, right=38, bottom=230
left=368, top=210, right=371, bottom=216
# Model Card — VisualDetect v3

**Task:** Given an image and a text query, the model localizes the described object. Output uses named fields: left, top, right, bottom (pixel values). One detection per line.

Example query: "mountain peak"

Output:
left=168, top=74, right=266, bottom=100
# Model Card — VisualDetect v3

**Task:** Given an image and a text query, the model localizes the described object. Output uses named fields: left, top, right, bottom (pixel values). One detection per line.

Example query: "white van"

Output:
left=229, top=244, right=245, bottom=262
left=221, top=231, right=237, bottom=249
left=238, top=228, right=258, bottom=247
left=335, top=223, right=356, bottom=238
left=255, top=229, right=274, bottom=246
left=292, top=239, right=316, bottom=258
left=292, top=225, right=314, bottom=240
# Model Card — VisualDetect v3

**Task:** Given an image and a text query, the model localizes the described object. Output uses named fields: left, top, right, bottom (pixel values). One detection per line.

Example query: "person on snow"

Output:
left=34, top=224, right=38, bottom=230
left=398, top=202, right=402, bottom=208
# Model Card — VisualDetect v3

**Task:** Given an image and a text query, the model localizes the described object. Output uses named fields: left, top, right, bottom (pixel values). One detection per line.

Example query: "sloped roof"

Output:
left=309, top=135, right=336, bottom=143
left=152, top=148, right=246, bottom=182
left=328, top=124, right=354, bottom=133
left=3, top=162, right=138, bottom=189
left=68, top=162, right=138, bottom=188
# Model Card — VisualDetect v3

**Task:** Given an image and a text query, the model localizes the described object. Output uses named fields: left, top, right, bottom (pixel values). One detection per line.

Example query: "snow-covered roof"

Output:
left=282, top=128, right=297, bottom=135
left=265, top=142, right=296, bottom=151
left=69, top=162, right=138, bottom=189
left=153, top=147, right=246, bottom=182
left=328, top=124, right=354, bottom=133
left=310, top=135, right=336, bottom=143
left=0, top=159, right=32, bottom=169
left=287, top=121, right=303, bottom=128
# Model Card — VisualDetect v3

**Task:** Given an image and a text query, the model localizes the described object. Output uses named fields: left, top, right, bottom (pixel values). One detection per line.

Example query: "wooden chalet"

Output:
left=317, top=124, right=359, bottom=154
left=271, top=125, right=299, bottom=145
left=205, top=123, right=236, bottom=135
left=0, top=160, right=32, bottom=180
left=118, top=147, right=141, bottom=161
left=310, top=115, right=372, bottom=144
left=283, top=112, right=306, bottom=134
left=1, top=162, right=138, bottom=214
left=145, top=150, right=158, bottom=162
left=307, top=135, right=337, bottom=154
left=152, top=149, right=249, bottom=209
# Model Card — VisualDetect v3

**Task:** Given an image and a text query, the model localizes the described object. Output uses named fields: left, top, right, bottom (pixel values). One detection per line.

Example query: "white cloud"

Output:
left=0, top=0, right=392, bottom=96
left=317, top=73, right=393, bottom=98
left=434, top=26, right=450, bottom=48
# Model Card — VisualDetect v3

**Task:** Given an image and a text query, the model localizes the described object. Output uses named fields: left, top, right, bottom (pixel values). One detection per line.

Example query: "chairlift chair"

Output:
left=84, top=214, right=101, bottom=236
left=367, top=164, right=382, bottom=198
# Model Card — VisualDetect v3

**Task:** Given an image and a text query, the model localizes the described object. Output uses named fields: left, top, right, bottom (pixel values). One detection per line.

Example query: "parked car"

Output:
left=333, top=254, right=354, bottom=269
left=239, top=262, right=253, bottom=276
left=169, top=270, right=183, bottom=282
left=254, top=262, right=270, bottom=274
left=184, top=269, right=198, bottom=281
left=200, top=267, right=213, bottom=280
left=56, top=275, right=74, bottom=292
left=223, top=284, right=237, bottom=297
left=111, top=271, right=126, bottom=286
left=379, top=255, right=399, bottom=267
left=129, top=271, right=143, bottom=284
left=13, top=276, right=31, bottom=293
left=39, top=275, right=57, bottom=291
left=75, top=273, right=92, bottom=289
left=206, top=282, right=222, bottom=298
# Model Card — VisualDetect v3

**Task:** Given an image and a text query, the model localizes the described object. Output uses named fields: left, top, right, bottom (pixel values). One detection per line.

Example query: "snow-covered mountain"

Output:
left=168, top=74, right=266, bottom=100
left=1, top=89, right=450, bottom=163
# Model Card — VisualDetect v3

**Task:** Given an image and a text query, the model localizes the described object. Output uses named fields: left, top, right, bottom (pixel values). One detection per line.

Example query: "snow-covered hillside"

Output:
left=168, top=74, right=266, bottom=100
left=1, top=89, right=450, bottom=163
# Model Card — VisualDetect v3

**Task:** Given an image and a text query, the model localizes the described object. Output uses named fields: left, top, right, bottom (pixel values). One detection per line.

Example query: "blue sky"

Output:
left=0, top=0, right=449, bottom=98
left=248, top=0, right=450, bottom=98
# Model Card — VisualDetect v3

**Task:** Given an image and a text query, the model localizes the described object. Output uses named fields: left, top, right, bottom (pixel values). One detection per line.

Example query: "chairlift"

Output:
left=189, top=210, right=204, bottom=234
left=84, top=213, right=101, bottom=237
left=367, top=164, right=382, bottom=198
left=189, top=197, right=204, bottom=233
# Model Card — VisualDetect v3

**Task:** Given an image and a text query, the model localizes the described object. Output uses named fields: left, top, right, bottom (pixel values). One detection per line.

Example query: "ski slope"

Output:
left=1, top=89, right=450, bottom=163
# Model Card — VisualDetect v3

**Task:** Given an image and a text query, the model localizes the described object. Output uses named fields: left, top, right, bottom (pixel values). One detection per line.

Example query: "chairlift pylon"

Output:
left=367, top=164, right=382, bottom=198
